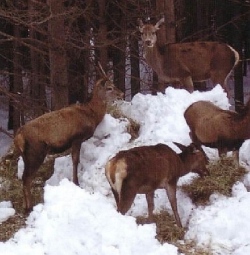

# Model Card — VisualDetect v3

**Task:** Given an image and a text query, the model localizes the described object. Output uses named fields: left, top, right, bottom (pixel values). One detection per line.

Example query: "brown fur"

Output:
left=14, top=77, right=123, bottom=212
left=105, top=143, right=209, bottom=227
left=138, top=18, right=239, bottom=96
left=184, top=99, right=250, bottom=163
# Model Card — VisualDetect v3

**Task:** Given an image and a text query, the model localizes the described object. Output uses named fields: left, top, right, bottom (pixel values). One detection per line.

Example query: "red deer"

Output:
left=105, top=143, right=209, bottom=227
left=138, top=18, right=239, bottom=96
left=184, top=99, right=250, bottom=164
left=14, top=74, right=124, bottom=213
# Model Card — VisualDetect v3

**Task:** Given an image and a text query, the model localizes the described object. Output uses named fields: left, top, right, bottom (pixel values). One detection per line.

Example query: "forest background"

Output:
left=0, top=0, right=249, bottom=137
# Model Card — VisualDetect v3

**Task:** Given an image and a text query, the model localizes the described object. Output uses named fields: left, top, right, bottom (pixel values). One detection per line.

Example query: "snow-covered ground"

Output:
left=0, top=96, right=12, bottom=157
left=1, top=85, right=250, bottom=255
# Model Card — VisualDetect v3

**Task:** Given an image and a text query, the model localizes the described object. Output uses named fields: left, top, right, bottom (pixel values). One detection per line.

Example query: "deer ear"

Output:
left=173, top=142, right=186, bottom=152
left=155, top=17, right=165, bottom=30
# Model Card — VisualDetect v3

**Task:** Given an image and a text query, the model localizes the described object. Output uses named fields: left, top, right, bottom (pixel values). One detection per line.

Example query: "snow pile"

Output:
left=0, top=180, right=177, bottom=255
left=0, top=201, right=15, bottom=224
left=185, top=182, right=250, bottom=255
left=1, top=85, right=250, bottom=255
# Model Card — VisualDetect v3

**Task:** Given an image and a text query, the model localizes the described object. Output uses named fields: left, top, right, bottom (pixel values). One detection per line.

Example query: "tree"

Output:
left=28, top=0, right=47, bottom=116
left=108, top=1, right=126, bottom=93
left=130, top=33, right=140, bottom=98
left=164, top=0, right=176, bottom=44
left=47, top=0, right=68, bottom=110
left=8, top=23, right=23, bottom=134
left=0, top=0, right=249, bottom=136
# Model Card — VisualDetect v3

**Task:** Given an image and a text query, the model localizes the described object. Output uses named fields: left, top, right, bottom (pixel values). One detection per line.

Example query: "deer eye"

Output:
left=107, top=87, right=113, bottom=91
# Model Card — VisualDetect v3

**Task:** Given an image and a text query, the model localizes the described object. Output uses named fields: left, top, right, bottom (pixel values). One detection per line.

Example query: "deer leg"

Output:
left=218, top=146, right=227, bottom=159
left=71, top=140, right=82, bottom=186
left=165, top=182, right=182, bottom=228
left=158, top=81, right=167, bottom=93
left=22, top=172, right=35, bottom=213
left=211, top=72, right=230, bottom=97
left=22, top=145, right=47, bottom=213
left=118, top=181, right=137, bottom=215
left=111, top=187, right=119, bottom=206
left=180, top=76, right=194, bottom=93
left=145, top=191, right=155, bottom=223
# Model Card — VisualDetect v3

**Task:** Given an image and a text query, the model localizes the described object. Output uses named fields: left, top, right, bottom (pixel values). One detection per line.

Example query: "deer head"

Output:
left=138, top=18, right=165, bottom=47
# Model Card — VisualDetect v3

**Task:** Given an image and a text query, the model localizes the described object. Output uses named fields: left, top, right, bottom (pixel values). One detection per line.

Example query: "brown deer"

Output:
left=105, top=143, right=209, bottom=227
left=14, top=73, right=124, bottom=213
left=138, top=18, right=239, bottom=96
left=184, top=99, right=250, bottom=164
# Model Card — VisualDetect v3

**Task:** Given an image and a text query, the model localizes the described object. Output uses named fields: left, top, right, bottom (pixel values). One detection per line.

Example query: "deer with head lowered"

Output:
left=138, top=18, right=239, bottom=96
left=14, top=68, right=124, bottom=213
left=184, top=98, right=250, bottom=165
left=105, top=143, right=209, bottom=228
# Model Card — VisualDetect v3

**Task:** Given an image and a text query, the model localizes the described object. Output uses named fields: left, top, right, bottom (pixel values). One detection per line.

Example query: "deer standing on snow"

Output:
left=138, top=18, right=239, bottom=96
left=105, top=143, right=209, bottom=227
left=14, top=72, right=124, bottom=213
left=184, top=98, right=250, bottom=165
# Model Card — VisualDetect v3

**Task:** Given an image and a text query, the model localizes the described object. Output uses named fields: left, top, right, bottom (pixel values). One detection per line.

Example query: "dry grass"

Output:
left=181, top=156, right=248, bottom=205
left=177, top=241, right=213, bottom=255
left=153, top=211, right=185, bottom=243
left=107, top=104, right=140, bottom=140
left=136, top=211, right=213, bottom=254
left=0, top=146, right=55, bottom=241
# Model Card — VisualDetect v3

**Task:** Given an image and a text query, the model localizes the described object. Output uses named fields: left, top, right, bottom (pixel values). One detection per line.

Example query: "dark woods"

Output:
left=0, top=0, right=249, bottom=133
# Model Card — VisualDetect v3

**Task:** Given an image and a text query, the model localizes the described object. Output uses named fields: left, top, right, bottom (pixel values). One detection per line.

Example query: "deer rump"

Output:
left=160, top=42, right=237, bottom=83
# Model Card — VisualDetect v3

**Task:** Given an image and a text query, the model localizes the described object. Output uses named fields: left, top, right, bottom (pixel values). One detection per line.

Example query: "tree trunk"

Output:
left=47, top=0, right=68, bottom=110
left=164, top=0, right=176, bottom=44
left=110, top=2, right=126, bottom=94
left=8, top=24, right=23, bottom=133
left=130, top=35, right=140, bottom=99
left=29, top=0, right=47, bottom=117
left=68, top=51, right=87, bottom=104
left=153, top=0, right=176, bottom=93
left=229, top=2, right=244, bottom=111
left=97, top=0, right=108, bottom=69
left=155, top=0, right=167, bottom=46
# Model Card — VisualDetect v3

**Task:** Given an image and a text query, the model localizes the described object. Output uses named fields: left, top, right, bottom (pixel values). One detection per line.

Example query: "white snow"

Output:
left=1, top=85, right=250, bottom=255
left=0, top=96, right=12, bottom=157
left=0, top=201, right=15, bottom=223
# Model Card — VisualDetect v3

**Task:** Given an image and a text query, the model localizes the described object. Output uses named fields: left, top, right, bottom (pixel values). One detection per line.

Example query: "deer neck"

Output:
left=237, top=111, right=250, bottom=138
left=86, top=92, right=107, bottom=124
left=144, top=44, right=163, bottom=72
left=178, top=153, right=193, bottom=176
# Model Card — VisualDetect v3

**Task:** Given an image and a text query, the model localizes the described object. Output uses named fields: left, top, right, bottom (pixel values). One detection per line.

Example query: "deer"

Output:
left=14, top=68, right=124, bottom=213
left=138, top=18, right=239, bottom=96
left=184, top=98, right=250, bottom=165
left=105, top=143, right=209, bottom=228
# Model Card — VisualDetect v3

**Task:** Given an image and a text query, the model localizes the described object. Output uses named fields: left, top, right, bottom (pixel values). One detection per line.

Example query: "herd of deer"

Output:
left=13, top=18, right=247, bottom=228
